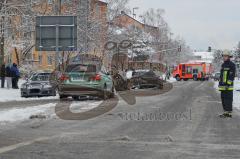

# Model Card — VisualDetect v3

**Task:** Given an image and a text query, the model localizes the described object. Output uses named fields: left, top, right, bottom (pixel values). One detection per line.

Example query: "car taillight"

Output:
left=60, top=74, right=69, bottom=81
left=90, top=74, right=101, bottom=81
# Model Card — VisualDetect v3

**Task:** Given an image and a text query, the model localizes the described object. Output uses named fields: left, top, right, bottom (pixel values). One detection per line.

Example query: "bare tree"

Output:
left=140, top=8, right=193, bottom=67
left=213, top=49, right=223, bottom=71
left=106, top=0, right=130, bottom=22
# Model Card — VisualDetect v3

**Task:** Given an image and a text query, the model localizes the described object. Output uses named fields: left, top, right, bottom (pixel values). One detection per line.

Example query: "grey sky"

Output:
left=128, top=0, right=240, bottom=50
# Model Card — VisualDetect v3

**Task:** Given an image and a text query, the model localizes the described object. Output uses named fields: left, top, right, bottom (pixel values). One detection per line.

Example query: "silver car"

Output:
left=21, top=73, right=56, bottom=98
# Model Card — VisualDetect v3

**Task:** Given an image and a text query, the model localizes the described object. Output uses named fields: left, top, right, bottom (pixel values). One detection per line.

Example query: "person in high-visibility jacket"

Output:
left=218, top=50, right=236, bottom=118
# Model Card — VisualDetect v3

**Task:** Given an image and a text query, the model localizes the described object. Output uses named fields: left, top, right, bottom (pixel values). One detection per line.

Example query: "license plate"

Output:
left=29, top=85, right=40, bottom=89
left=71, top=76, right=84, bottom=81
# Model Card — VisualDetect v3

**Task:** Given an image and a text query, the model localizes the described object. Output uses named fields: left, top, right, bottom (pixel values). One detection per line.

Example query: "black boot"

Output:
left=219, top=112, right=232, bottom=118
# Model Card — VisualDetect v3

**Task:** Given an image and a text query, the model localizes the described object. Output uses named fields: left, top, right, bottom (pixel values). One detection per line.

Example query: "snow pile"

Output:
left=0, top=103, right=56, bottom=123
left=234, top=80, right=240, bottom=110
left=0, top=100, right=103, bottom=124
left=167, top=77, right=177, bottom=83
left=161, top=74, right=176, bottom=83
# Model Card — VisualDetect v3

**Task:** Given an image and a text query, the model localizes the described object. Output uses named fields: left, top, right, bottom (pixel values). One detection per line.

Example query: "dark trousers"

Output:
left=1, top=77, right=5, bottom=88
left=221, top=91, right=233, bottom=112
left=12, top=77, right=19, bottom=89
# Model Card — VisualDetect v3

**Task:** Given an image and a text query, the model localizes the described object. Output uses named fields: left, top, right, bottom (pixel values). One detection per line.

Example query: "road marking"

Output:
left=0, top=132, right=89, bottom=154
left=0, top=136, right=57, bottom=154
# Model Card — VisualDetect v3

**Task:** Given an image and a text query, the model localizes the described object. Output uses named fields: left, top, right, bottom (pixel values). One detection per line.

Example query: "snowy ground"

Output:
left=0, top=79, right=58, bottom=102
left=0, top=101, right=102, bottom=124
left=161, top=74, right=176, bottom=83
left=214, top=78, right=240, bottom=110
left=167, top=77, right=177, bottom=83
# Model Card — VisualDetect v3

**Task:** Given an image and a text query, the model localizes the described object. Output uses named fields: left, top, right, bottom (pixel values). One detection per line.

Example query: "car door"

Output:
left=141, top=71, right=157, bottom=85
left=182, top=64, right=186, bottom=77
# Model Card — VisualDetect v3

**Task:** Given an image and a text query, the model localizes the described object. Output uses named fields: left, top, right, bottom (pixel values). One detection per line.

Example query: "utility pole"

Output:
left=78, top=0, right=90, bottom=53
left=131, top=7, right=139, bottom=64
left=54, top=0, right=61, bottom=15
left=0, top=17, right=4, bottom=66
left=54, top=0, right=62, bottom=70
left=58, top=0, right=61, bottom=15
left=0, top=0, right=5, bottom=66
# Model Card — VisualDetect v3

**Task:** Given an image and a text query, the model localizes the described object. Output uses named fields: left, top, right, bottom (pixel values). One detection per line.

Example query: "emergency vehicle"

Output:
left=173, top=62, right=213, bottom=81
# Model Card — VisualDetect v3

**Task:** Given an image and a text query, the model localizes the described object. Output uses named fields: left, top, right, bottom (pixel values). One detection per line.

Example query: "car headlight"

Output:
left=27, top=84, right=33, bottom=88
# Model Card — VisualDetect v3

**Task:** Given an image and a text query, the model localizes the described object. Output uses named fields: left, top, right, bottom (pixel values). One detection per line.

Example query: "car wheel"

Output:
left=158, top=83, right=164, bottom=89
left=51, top=91, right=56, bottom=96
left=102, top=84, right=109, bottom=100
left=193, top=76, right=198, bottom=81
left=72, top=96, right=79, bottom=100
left=60, top=95, right=68, bottom=100
left=109, top=86, right=115, bottom=98
left=52, top=88, right=57, bottom=96
left=176, top=76, right=181, bottom=81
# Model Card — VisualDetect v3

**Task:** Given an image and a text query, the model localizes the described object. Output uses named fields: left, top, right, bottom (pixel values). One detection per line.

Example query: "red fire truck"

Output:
left=173, top=62, right=213, bottom=81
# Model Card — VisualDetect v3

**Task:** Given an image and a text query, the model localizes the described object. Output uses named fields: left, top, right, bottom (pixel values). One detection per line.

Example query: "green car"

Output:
left=58, top=63, right=115, bottom=100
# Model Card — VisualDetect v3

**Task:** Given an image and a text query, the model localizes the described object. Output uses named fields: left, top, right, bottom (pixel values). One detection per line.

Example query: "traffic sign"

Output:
left=36, top=16, right=77, bottom=51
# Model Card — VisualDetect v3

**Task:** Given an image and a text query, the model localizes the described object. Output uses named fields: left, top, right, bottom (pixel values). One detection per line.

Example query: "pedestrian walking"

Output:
left=11, top=63, right=20, bottom=89
left=0, top=63, right=6, bottom=88
left=5, top=64, right=13, bottom=89
left=218, top=50, right=236, bottom=118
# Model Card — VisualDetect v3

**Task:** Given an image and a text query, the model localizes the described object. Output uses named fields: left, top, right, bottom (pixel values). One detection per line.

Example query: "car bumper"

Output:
left=58, top=84, right=105, bottom=96
left=21, top=87, right=55, bottom=97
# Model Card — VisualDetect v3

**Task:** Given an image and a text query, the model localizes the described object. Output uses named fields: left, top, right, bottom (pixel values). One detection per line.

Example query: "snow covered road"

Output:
left=1, top=80, right=240, bottom=159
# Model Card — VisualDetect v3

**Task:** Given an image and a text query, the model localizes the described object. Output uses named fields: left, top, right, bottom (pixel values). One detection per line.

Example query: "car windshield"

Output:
left=65, top=64, right=97, bottom=73
left=30, top=74, right=50, bottom=81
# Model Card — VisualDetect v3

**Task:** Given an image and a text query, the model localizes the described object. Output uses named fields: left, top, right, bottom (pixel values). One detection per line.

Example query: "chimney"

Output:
left=121, top=11, right=125, bottom=15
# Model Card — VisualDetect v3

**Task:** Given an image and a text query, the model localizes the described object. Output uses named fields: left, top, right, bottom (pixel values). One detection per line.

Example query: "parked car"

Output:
left=21, top=72, right=56, bottom=98
left=58, top=64, right=114, bottom=100
left=213, top=72, right=221, bottom=81
left=128, top=70, right=164, bottom=89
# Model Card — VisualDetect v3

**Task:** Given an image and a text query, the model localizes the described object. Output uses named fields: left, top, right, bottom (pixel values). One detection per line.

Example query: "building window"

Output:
left=39, top=55, right=42, bottom=65
left=186, top=66, right=192, bottom=74
left=47, top=56, right=53, bottom=65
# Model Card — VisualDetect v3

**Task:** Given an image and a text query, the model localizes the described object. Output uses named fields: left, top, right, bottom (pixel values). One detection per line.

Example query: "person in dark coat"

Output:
left=0, top=63, right=6, bottom=88
left=218, top=50, right=236, bottom=118
left=11, top=63, right=20, bottom=89
left=5, top=64, right=13, bottom=89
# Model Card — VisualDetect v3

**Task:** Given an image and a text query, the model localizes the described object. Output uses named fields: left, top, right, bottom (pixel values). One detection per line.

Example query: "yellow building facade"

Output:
left=7, top=0, right=108, bottom=71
